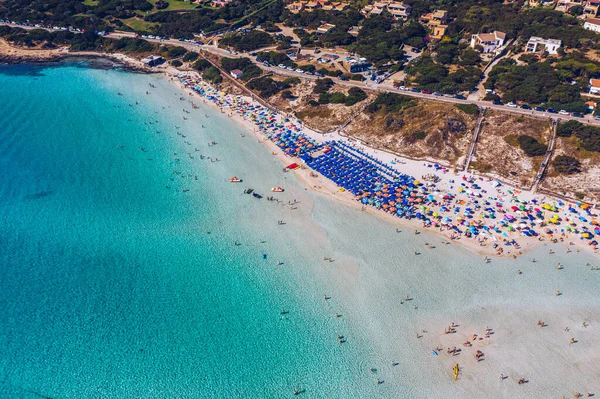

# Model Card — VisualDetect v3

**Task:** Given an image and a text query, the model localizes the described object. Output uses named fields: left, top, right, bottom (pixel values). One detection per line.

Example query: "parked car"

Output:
left=433, top=92, right=442, bottom=96
left=520, top=104, right=532, bottom=110
left=455, top=94, right=467, bottom=100
left=507, top=102, right=518, bottom=108
left=421, top=90, right=432, bottom=94
left=410, top=88, right=421, bottom=93
left=339, top=76, right=349, bottom=81
left=559, top=110, right=569, bottom=115
left=443, top=94, right=454, bottom=98
left=572, top=112, right=584, bottom=118
left=534, top=106, right=545, bottom=112
left=594, top=115, right=600, bottom=120
left=398, top=86, right=407, bottom=91
left=547, top=108, right=558, bottom=114
left=493, top=99, right=503, bottom=105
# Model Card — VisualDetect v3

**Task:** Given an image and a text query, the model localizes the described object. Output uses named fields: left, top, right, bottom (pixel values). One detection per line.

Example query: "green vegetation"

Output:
left=313, top=78, right=334, bottom=94
left=517, top=135, right=548, bottom=157
left=183, top=52, right=199, bottom=62
left=282, top=77, right=301, bottom=85
left=553, top=155, right=581, bottom=174
left=555, top=121, right=600, bottom=152
left=470, top=162, right=493, bottom=173
left=366, top=93, right=416, bottom=114
left=557, top=120, right=582, bottom=137
left=202, top=66, right=222, bottom=84
left=148, top=0, right=198, bottom=11
left=317, top=68, right=343, bottom=78
left=405, top=55, right=481, bottom=94
left=281, top=90, right=295, bottom=100
left=121, top=18, right=159, bottom=32
left=166, top=46, right=187, bottom=59
left=220, top=57, right=262, bottom=81
left=413, top=131, right=428, bottom=140
left=170, top=59, right=183, bottom=67
left=485, top=54, right=597, bottom=111
left=192, top=59, right=212, bottom=71
left=219, top=30, right=273, bottom=52
left=503, top=134, right=520, bottom=147
left=455, top=104, right=480, bottom=115
left=257, top=51, right=295, bottom=67
left=247, top=76, right=291, bottom=98
left=318, top=87, right=367, bottom=106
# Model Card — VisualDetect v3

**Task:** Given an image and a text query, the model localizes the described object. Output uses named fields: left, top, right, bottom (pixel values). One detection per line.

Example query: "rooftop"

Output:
left=585, top=17, right=600, bottom=25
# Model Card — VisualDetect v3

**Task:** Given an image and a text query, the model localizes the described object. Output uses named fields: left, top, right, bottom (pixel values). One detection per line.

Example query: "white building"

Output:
left=230, top=69, right=244, bottom=79
left=584, top=18, right=600, bottom=33
left=589, top=78, right=600, bottom=94
left=387, top=2, right=411, bottom=20
left=470, top=31, right=507, bottom=54
left=525, top=37, right=562, bottom=55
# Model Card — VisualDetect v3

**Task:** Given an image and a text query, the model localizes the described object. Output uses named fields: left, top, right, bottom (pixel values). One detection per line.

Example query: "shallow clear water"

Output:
left=0, top=60, right=598, bottom=399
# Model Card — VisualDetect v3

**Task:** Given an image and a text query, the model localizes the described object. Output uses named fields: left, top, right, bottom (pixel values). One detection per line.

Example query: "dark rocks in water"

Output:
left=385, top=116, right=404, bottom=130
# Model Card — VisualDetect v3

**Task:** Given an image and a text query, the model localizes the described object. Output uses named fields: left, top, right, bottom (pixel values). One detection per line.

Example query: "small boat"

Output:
left=253, top=192, right=263, bottom=199
left=244, top=188, right=253, bottom=194
left=432, top=350, right=438, bottom=356
left=229, top=176, right=242, bottom=183
left=271, top=187, right=284, bottom=192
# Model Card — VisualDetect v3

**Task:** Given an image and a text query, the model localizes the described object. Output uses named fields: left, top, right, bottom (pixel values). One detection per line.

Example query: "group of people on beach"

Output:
left=175, top=71, right=599, bottom=259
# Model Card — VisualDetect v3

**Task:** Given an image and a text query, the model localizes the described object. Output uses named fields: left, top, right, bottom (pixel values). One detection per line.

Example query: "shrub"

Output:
left=220, top=31, right=273, bottom=52
left=313, top=78, right=334, bottom=94
left=192, top=59, right=211, bottom=71
left=257, top=51, right=295, bottom=67
left=202, top=66, right=222, bottom=84
left=183, top=52, right=199, bottom=62
left=283, top=77, right=301, bottom=85
left=247, top=77, right=290, bottom=98
left=367, top=93, right=416, bottom=113
left=345, top=87, right=367, bottom=106
left=155, top=0, right=169, bottom=9
left=167, top=46, right=187, bottom=59
left=414, top=131, right=427, bottom=140
left=556, top=120, right=600, bottom=152
left=281, top=90, right=295, bottom=100
left=553, top=155, right=581, bottom=174
left=557, top=120, right=581, bottom=137
left=517, top=135, right=548, bottom=157
left=455, top=104, right=479, bottom=115
left=170, top=59, right=183, bottom=67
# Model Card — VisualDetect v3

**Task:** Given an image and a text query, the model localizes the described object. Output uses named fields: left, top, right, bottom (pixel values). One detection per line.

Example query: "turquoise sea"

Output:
left=1, top=60, right=599, bottom=399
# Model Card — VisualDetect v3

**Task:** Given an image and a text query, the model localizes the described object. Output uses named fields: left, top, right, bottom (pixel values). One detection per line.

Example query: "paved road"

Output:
left=3, top=22, right=600, bottom=127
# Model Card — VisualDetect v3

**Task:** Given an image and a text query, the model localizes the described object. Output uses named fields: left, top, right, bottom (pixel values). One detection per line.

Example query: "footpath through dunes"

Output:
left=339, top=94, right=478, bottom=167
left=468, top=110, right=553, bottom=188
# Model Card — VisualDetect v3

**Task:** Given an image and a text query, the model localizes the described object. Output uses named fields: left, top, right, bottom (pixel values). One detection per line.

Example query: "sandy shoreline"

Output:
left=1, top=41, right=597, bottom=259
left=3, top=42, right=599, bottom=399
left=167, top=72, right=598, bottom=260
